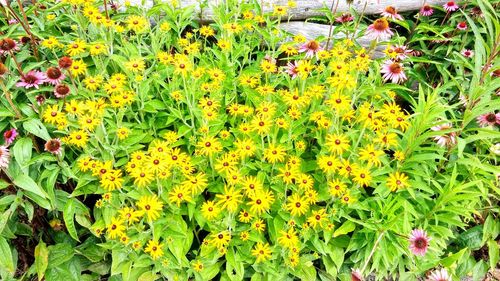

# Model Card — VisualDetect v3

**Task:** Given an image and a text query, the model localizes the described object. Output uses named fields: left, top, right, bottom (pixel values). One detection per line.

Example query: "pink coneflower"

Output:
left=456, top=21, right=467, bottom=30
left=45, top=67, right=65, bottom=85
left=298, top=40, right=323, bottom=58
left=16, top=70, right=46, bottom=89
left=335, top=13, right=354, bottom=23
left=3, top=128, right=17, bottom=145
left=420, top=4, right=434, bottom=16
left=443, top=1, right=459, bottom=12
left=381, top=60, right=407, bottom=84
left=351, top=269, right=364, bottom=281
left=461, top=49, right=474, bottom=58
left=390, top=45, right=412, bottom=60
left=0, top=38, right=19, bottom=55
left=408, top=229, right=431, bottom=256
left=431, top=123, right=457, bottom=147
left=54, top=84, right=71, bottom=98
left=0, top=62, right=7, bottom=77
left=366, top=18, right=393, bottom=41
left=0, top=145, right=10, bottom=169
left=36, top=95, right=46, bottom=105
left=477, top=112, right=499, bottom=127
left=45, top=139, right=62, bottom=155
left=427, top=268, right=451, bottom=281
left=286, top=61, right=299, bottom=79
left=381, top=6, right=403, bottom=21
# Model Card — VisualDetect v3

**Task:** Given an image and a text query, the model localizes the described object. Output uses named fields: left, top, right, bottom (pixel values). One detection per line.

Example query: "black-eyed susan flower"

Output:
left=251, top=243, right=272, bottom=263
left=386, top=172, right=409, bottom=191
left=144, top=240, right=164, bottom=260
left=137, top=195, right=163, bottom=221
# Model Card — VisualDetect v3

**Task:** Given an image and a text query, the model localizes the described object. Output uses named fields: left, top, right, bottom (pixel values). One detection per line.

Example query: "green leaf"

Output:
left=440, top=248, right=467, bottom=267
left=47, top=243, right=74, bottom=268
left=13, top=174, right=48, bottom=199
left=35, top=240, right=49, bottom=281
left=0, top=237, right=15, bottom=275
left=138, top=272, right=159, bottom=281
left=63, top=199, right=80, bottom=241
left=12, top=137, right=33, bottom=173
left=488, top=239, right=499, bottom=271
left=333, top=221, right=356, bottom=237
left=23, top=118, right=51, bottom=141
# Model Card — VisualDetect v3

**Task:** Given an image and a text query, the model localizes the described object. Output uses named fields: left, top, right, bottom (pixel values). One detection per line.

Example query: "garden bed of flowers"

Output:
left=0, top=0, right=499, bottom=280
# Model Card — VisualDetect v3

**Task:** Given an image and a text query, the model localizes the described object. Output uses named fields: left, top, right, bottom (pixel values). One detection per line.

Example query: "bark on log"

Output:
left=279, top=21, right=386, bottom=58
left=178, top=0, right=450, bottom=21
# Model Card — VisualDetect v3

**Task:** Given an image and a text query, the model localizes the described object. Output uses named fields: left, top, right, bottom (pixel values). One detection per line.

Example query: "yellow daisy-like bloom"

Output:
left=358, top=144, right=385, bottom=167
left=41, top=36, right=62, bottom=49
left=251, top=243, right=272, bottom=263
left=116, top=127, right=130, bottom=140
left=352, top=167, right=373, bottom=187
left=137, top=195, right=163, bottom=221
left=260, top=59, right=277, bottom=73
left=83, top=75, right=103, bottom=91
left=118, top=207, right=141, bottom=224
left=89, top=43, right=106, bottom=56
left=386, top=172, right=409, bottom=191
left=217, top=39, right=231, bottom=50
left=100, top=169, right=123, bottom=191
left=159, top=21, right=171, bottom=31
left=252, top=218, right=266, bottom=233
left=201, top=200, right=220, bottom=220
left=277, top=228, right=299, bottom=249
left=106, top=217, right=125, bottom=239
left=144, top=240, right=164, bottom=260
left=196, top=136, right=222, bottom=156
left=328, top=179, right=346, bottom=197
left=69, top=59, right=87, bottom=77
left=168, top=185, right=193, bottom=207
left=131, top=169, right=154, bottom=188
left=68, top=130, right=89, bottom=148
left=263, top=143, right=287, bottom=163
left=211, top=231, right=231, bottom=249
left=199, top=25, right=215, bottom=37
left=325, top=133, right=350, bottom=155
left=192, top=260, right=204, bottom=272
left=126, top=15, right=149, bottom=33
left=66, top=39, right=87, bottom=56
left=125, top=58, right=145, bottom=73
left=247, top=189, right=275, bottom=215
left=215, top=185, right=242, bottom=213
left=307, top=208, right=328, bottom=229
left=238, top=209, right=253, bottom=223
left=286, top=193, right=309, bottom=217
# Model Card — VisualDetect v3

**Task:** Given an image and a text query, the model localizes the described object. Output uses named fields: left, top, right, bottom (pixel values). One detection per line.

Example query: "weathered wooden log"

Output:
left=177, top=0, right=450, bottom=21
left=279, top=21, right=386, bottom=58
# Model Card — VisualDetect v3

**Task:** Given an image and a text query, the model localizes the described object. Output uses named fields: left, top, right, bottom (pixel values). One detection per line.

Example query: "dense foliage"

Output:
left=0, top=0, right=499, bottom=280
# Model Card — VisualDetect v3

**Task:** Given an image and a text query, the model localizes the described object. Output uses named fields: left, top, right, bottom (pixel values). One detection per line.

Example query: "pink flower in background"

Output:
left=366, top=18, right=393, bottom=41
left=427, top=268, right=451, bottom=281
left=286, top=61, right=299, bottom=79
left=476, top=113, right=499, bottom=127
left=16, top=70, right=46, bottom=89
left=0, top=38, right=19, bottom=55
left=335, top=13, right=354, bottom=23
left=420, top=4, right=434, bottom=16
left=0, top=145, right=10, bottom=169
left=408, top=229, right=431, bottom=256
left=443, top=1, right=459, bottom=12
left=45, top=67, right=66, bottom=85
left=351, top=268, right=364, bottom=281
left=3, top=128, right=17, bottom=145
left=431, top=123, right=457, bottom=147
left=381, top=60, right=407, bottom=84
left=298, top=40, right=323, bottom=58
left=456, top=21, right=467, bottom=30
left=461, top=49, right=474, bottom=58
left=45, top=139, right=62, bottom=155
left=389, top=45, right=412, bottom=60
left=381, top=6, right=403, bottom=21
left=54, top=84, right=71, bottom=98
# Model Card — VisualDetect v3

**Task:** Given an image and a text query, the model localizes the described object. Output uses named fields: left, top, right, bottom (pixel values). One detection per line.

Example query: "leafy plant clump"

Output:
left=0, top=0, right=499, bottom=280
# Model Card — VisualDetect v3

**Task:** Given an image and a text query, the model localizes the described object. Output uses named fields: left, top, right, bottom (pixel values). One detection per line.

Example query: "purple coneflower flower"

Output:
left=286, top=61, right=299, bottom=79
left=477, top=112, right=499, bottom=127
left=335, top=13, right=354, bottom=23
left=427, top=268, right=451, bottom=281
left=351, top=268, right=364, bottom=281
left=381, top=6, right=403, bottom=21
left=45, top=139, right=62, bottom=155
left=0, top=38, right=19, bottom=55
left=456, top=21, right=467, bottom=30
left=461, top=49, right=474, bottom=58
left=298, top=40, right=323, bottom=58
left=443, top=1, right=459, bottom=12
left=409, top=229, right=431, bottom=256
left=381, top=60, right=407, bottom=84
left=16, top=70, right=46, bottom=89
left=420, top=5, right=434, bottom=16
left=431, top=123, right=457, bottom=147
left=0, top=145, right=10, bottom=169
left=366, top=18, right=393, bottom=41
left=3, top=128, right=17, bottom=145
left=389, top=45, right=412, bottom=60
left=54, top=84, right=71, bottom=98
left=45, top=67, right=65, bottom=85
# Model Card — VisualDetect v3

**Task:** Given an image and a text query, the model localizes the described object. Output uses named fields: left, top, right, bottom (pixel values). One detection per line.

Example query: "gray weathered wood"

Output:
left=177, top=0, right=449, bottom=21
left=279, top=21, right=386, bottom=58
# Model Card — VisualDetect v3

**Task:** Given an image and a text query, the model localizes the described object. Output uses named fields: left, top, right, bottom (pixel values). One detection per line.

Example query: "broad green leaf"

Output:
left=23, top=119, right=51, bottom=141
left=63, top=199, right=80, bottom=241
left=0, top=237, right=15, bottom=275
left=13, top=174, right=48, bottom=199
left=35, top=240, right=49, bottom=281
left=12, top=137, right=32, bottom=173
left=333, top=221, right=356, bottom=237
left=488, top=239, right=499, bottom=271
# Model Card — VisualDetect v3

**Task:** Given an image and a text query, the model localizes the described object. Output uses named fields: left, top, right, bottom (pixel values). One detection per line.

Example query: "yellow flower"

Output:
left=117, top=127, right=130, bottom=140
left=192, top=260, right=204, bottom=272
left=211, top=231, right=231, bottom=249
left=83, top=75, right=103, bottom=91
left=41, top=36, right=62, bottom=49
left=247, top=190, right=274, bottom=215
left=66, top=39, right=87, bottom=56
left=251, top=243, right=272, bottom=263
left=328, top=179, right=346, bottom=197
left=352, top=167, right=372, bottom=187
left=168, top=185, right=193, bottom=207
left=263, top=143, right=286, bottom=163
left=126, top=15, right=149, bottom=33
left=217, top=39, right=231, bottom=50
left=196, top=136, right=222, bottom=156
left=286, top=193, right=309, bottom=217
left=68, top=130, right=88, bottom=147
left=160, top=22, right=171, bottom=31
left=215, top=185, right=242, bottom=213
left=69, top=59, right=87, bottom=77
left=106, top=217, right=125, bottom=239
left=325, top=133, right=350, bottom=155
left=46, top=14, right=56, bottom=21
left=277, top=228, right=299, bottom=249
left=125, top=58, right=145, bottom=73
left=137, top=195, right=163, bottom=221
left=144, top=240, right=164, bottom=260
left=199, top=25, right=215, bottom=37
left=307, top=209, right=328, bottom=229
left=273, top=5, right=287, bottom=16
left=201, top=200, right=220, bottom=220
left=358, top=144, right=385, bottom=167
left=89, top=43, right=107, bottom=56
left=386, top=172, right=409, bottom=191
